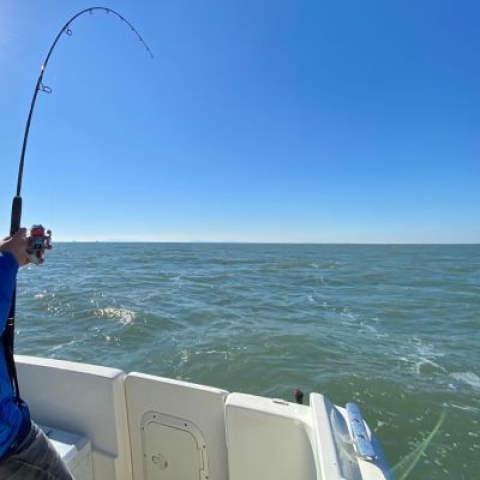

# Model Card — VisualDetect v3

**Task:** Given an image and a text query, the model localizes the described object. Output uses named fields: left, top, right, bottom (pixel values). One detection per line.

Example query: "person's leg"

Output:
left=0, top=421, right=73, bottom=480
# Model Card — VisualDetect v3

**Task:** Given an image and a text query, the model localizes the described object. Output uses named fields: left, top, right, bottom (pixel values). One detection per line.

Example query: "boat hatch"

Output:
left=141, top=411, right=210, bottom=480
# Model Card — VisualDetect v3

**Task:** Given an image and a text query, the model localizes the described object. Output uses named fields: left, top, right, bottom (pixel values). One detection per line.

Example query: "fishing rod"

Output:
left=11, top=6, right=153, bottom=235
left=5, top=6, right=153, bottom=401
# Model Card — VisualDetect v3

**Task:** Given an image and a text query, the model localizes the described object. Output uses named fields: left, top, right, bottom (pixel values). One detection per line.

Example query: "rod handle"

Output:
left=10, top=196, right=22, bottom=236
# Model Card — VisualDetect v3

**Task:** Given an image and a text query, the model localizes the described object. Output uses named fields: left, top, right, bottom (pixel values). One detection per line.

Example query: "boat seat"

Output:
left=40, top=425, right=93, bottom=480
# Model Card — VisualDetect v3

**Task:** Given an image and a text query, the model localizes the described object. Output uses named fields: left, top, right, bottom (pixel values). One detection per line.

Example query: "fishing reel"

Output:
left=26, top=224, right=52, bottom=265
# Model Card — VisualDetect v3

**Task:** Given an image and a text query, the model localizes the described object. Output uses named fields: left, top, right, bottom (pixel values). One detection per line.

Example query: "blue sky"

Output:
left=1, top=0, right=479, bottom=243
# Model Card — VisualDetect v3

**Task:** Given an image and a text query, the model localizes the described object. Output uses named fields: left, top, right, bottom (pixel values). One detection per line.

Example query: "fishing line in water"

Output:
left=391, top=409, right=446, bottom=480
left=5, top=6, right=153, bottom=402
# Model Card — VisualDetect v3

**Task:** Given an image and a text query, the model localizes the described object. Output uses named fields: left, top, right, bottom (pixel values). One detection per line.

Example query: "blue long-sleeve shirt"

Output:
left=0, top=252, right=25, bottom=459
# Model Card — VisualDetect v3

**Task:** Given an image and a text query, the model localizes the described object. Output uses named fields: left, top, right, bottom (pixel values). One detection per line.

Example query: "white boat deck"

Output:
left=15, top=355, right=391, bottom=480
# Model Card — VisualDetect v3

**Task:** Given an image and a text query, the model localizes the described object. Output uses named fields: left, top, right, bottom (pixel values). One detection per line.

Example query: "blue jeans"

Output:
left=0, top=421, right=73, bottom=479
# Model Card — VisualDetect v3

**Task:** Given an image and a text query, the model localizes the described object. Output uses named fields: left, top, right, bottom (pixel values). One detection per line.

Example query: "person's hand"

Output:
left=0, top=228, right=30, bottom=267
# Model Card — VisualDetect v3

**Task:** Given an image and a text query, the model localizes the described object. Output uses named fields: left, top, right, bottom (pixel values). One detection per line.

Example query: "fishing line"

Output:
left=5, top=6, right=153, bottom=401
left=391, top=409, right=446, bottom=480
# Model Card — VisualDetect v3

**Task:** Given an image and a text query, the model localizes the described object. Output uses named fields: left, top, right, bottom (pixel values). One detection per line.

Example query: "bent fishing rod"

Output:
left=5, top=7, right=153, bottom=401
left=11, top=6, right=153, bottom=235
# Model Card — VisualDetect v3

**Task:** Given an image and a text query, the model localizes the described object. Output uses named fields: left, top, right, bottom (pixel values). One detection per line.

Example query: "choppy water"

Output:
left=14, top=243, right=480, bottom=479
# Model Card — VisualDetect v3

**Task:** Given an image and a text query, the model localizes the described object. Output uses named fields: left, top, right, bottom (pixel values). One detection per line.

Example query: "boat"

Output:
left=15, top=353, right=392, bottom=479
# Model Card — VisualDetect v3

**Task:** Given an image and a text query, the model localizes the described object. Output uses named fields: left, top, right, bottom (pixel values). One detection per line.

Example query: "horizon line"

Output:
left=52, top=240, right=480, bottom=246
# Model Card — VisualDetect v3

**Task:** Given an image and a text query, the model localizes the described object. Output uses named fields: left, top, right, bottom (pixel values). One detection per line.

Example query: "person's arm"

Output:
left=0, top=228, right=29, bottom=334
left=0, top=252, right=18, bottom=334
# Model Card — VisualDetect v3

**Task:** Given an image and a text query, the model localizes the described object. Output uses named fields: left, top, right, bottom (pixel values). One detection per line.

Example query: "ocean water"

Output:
left=14, top=242, right=480, bottom=479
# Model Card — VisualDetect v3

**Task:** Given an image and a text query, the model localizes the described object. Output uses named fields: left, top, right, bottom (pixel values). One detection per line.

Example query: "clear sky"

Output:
left=1, top=0, right=479, bottom=243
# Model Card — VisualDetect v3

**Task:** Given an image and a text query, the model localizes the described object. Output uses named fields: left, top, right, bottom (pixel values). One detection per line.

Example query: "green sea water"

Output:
left=15, top=243, right=480, bottom=479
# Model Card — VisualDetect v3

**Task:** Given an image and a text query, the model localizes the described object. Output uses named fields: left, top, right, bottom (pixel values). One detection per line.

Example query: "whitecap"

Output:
left=448, top=403, right=480, bottom=413
left=450, top=372, right=480, bottom=391
left=96, top=307, right=137, bottom=325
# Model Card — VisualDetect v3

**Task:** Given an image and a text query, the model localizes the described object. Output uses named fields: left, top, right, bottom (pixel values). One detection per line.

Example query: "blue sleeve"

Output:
left=0, top=252, right=19, bottom=335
